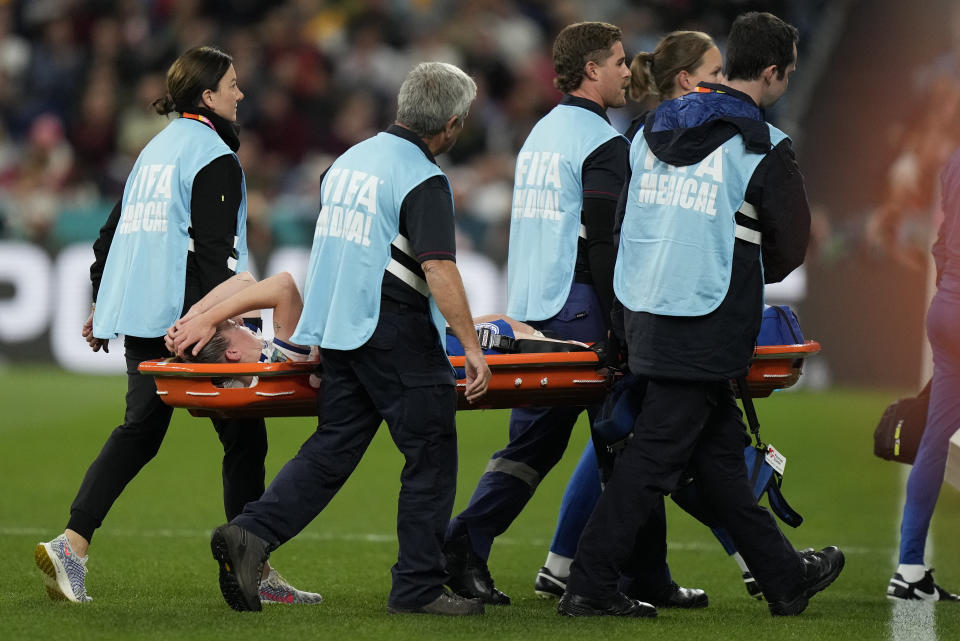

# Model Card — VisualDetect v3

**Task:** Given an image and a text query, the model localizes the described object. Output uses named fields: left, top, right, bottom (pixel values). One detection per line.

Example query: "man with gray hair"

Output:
left=207, top=61, right=491, bottom=617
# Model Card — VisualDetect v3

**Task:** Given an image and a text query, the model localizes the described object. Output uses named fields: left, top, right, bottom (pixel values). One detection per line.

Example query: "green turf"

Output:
left=2, top=366, right=959, bottom=640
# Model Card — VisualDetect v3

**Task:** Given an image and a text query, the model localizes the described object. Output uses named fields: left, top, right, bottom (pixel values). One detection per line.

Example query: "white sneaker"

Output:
left=35, top=534, right=92, bottom=603
left=259, top=568, right=323, bottom=605
left=888, top=569, right=960, bottom=602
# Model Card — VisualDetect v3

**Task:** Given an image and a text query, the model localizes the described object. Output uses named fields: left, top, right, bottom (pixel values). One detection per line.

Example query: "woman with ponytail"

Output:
left=534, top=31, right=724, bottom=607
left=626, top=30, right=722, bottom=136
left=35, top=46, right=321, bottom=607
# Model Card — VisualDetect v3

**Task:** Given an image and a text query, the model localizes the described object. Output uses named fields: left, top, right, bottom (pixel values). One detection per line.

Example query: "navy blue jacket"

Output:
left=617, top=83, right=810, bottom=380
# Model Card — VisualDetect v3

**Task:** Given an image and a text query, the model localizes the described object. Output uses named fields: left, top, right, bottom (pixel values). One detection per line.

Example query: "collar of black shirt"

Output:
left=195, top=107, right=241, bottom=152
left=560, top=94, right=610, bottom=123
left=386, top=124, right=438, bottom=165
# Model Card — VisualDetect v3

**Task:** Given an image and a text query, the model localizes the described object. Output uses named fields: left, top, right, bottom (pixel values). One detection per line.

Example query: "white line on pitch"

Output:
left=891, top=465, right=937, bottom=641
left=1, top=525, right=888, bottom=555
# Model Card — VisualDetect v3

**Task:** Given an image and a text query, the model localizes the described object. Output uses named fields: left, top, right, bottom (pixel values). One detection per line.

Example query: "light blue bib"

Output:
left=506, top=104, right=624, bottom=321
left=614, top=124, right=787, bottom=316
left=291, top=132, right=449, bottom=350
left=94, top=118, right=247, bottom=338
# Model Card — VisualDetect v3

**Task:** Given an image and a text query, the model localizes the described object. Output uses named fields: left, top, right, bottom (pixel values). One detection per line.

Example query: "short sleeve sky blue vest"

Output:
left=614, top=124, right=788, bottom=316
left=94, top=118, right=247, bottom=338
left=506, top=104, right=624, bottom=321
left=291, top=132, right=448, bottom=350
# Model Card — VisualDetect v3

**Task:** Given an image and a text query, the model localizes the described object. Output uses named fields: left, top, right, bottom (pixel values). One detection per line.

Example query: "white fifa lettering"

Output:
left=694, top=148, right=724, bottom=182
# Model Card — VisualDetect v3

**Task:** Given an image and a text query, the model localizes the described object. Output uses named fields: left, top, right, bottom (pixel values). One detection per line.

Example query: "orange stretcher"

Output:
left=138, top=340, right=820, bottom=419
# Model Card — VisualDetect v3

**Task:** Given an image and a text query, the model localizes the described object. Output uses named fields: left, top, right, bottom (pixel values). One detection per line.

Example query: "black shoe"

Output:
left=557, top=591, right=657, bottom=618
left=633, top=581, right=708, bottom=609
left=387, top=587, right=485, bottom=616
left=210, top=524, right=271, bottom=612
left=534, top=566, right=566, bottom=599
left=888, top=569, right=960, bottom=602
left=743, top=548, right=808, bottom=602
left=768, top=545, right=845, bottom=616
left=444, top=536, right=511, bottom=605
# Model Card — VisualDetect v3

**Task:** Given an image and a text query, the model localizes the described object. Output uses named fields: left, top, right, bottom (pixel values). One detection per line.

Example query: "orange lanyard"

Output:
left=181, top=112, right=216, bottom=132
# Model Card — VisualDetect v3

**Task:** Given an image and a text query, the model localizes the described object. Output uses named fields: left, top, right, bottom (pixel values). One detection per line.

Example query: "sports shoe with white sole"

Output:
left=534, top=566, right=566, bottom=599
left=887, top=569, right=960, bottom=602
left=34, top=534, right=92, bottom=603
left=259, top=567, right=323, bottom=605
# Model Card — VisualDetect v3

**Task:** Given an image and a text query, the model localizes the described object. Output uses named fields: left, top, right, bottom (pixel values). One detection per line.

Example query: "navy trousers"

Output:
left=446, top=283, right=609, bottom=561
left=233, top=308, right=458, bottom=608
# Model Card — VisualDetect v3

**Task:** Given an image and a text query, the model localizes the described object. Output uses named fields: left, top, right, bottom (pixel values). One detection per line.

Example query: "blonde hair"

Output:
left=179, top=322, right=233, bottom=363
left=629, top=31, right=715, bottom=102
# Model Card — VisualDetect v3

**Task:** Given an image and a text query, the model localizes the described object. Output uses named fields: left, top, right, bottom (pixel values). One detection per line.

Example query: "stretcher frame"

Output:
left=138, top=340, right=820, bottom=419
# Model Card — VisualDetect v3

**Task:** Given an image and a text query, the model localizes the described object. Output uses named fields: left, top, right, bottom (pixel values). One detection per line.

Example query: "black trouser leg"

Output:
left=67, top=337, right=173, bottom=542
left=568, top=378, right=803, bottom=601
left=211, top=416, right=267, bottom=520
left=618, top=496, right=671, bottom=596
left=688, top=385, right=803, bottom=599
left=234, top=310, right=457, bottom=608
left=567, top=378, right=708, bottom=600
left=233, top=348, right=381, bottom=546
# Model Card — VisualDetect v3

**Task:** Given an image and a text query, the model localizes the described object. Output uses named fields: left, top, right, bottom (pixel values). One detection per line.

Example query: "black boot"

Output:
left=443, top=535, right=511, bottom=605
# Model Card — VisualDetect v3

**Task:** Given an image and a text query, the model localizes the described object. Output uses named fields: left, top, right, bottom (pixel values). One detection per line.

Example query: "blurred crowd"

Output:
left=867, top=4, right=960, bottom=268
left=0, top=0, right=814, bottom=268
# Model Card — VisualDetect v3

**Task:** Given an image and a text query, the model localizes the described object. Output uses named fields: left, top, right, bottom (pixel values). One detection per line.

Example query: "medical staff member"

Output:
left=561, top=13, right=843, bottom=618
left=35, top=46, right=319, bottom=607
left=206, top=62, right=492, bottom=617
left=536, top=29, right=724, bottom=607
left=444, top=21, right=638, bottom=606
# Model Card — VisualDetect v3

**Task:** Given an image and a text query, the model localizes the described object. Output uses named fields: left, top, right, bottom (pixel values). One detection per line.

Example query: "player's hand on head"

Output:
left=171, top=316, right=217, bottom=357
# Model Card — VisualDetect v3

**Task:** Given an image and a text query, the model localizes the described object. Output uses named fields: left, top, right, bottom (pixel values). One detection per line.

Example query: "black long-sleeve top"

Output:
left=563, top=95, right=629, bottom=325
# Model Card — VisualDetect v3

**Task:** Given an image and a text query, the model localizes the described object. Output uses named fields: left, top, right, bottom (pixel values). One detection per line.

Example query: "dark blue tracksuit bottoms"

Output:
left=233, top=307, right=458, bottom=608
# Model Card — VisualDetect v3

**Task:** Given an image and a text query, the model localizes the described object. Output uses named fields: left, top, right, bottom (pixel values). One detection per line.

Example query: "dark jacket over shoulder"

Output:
left=619, top=84, right=810, bottom=380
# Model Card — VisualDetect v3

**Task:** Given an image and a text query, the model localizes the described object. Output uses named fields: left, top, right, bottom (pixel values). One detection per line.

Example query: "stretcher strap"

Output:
left=735, top=376, right=763, bottom=449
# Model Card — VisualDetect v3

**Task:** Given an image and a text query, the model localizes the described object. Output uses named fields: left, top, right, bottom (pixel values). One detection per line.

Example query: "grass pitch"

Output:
left=1, top=366, right=959, bottom=640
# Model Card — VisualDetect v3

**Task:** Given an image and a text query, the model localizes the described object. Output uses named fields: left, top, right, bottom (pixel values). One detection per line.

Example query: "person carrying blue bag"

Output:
left=559, top=12, right=844, bottom=618
left=536, top=306, right=807, bottom=602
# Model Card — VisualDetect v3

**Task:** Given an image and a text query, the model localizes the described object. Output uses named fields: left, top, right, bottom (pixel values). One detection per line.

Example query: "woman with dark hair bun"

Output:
left=625, top=30, right=723, bottom=136
left=34, top=46, right=321, bottom=607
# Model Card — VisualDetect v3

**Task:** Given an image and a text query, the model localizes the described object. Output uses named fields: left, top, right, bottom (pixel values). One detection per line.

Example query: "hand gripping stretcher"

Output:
left=137, top=340, right=820, bottom=419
